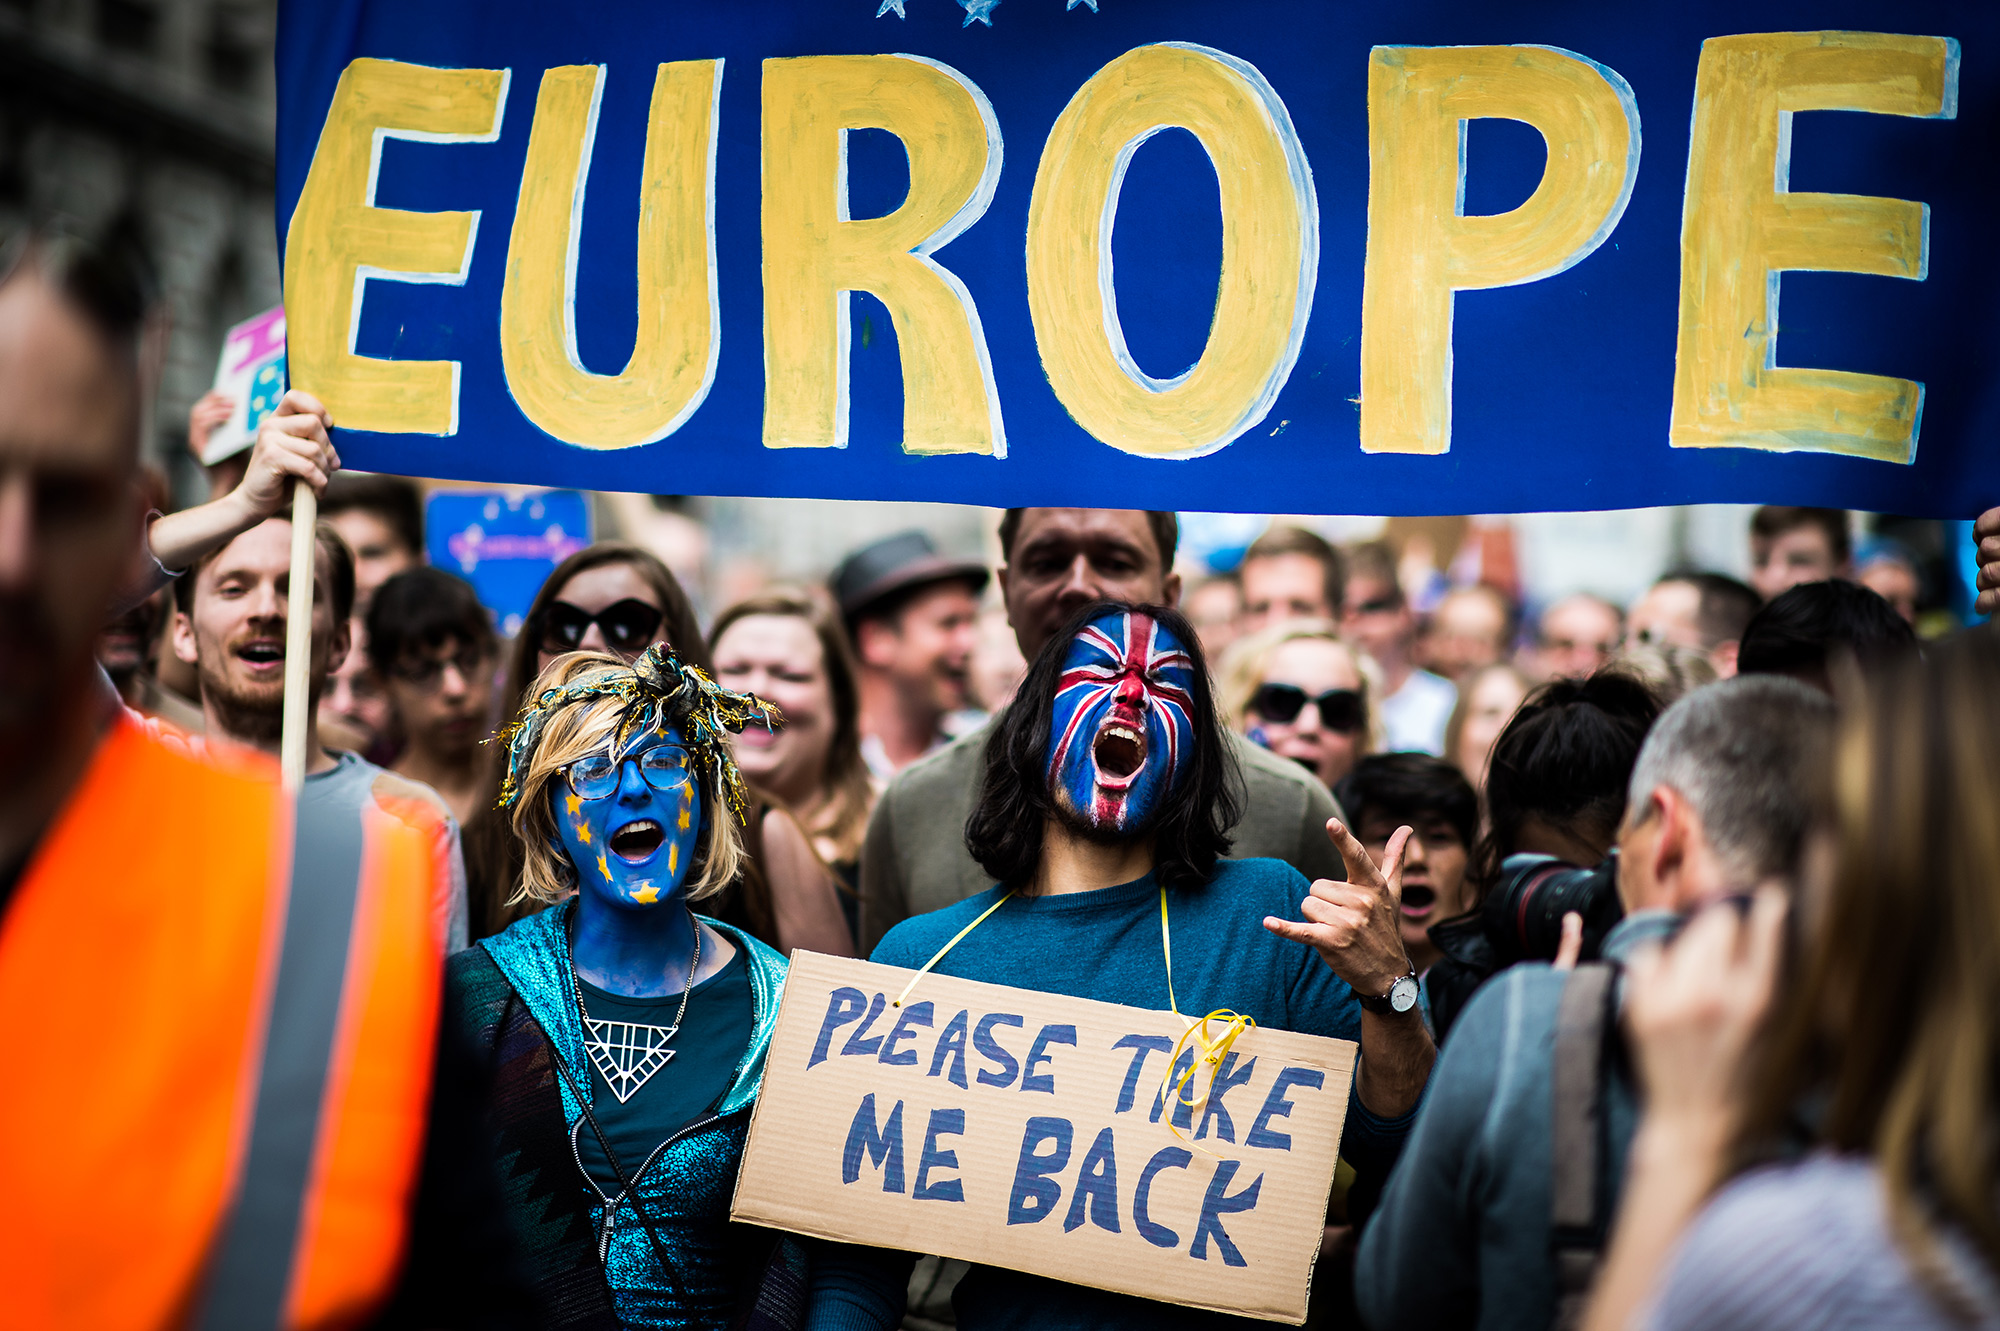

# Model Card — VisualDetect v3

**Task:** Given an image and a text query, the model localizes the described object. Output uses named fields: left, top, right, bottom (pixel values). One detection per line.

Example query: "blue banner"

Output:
left=276, top=1, right=2000, bottom=517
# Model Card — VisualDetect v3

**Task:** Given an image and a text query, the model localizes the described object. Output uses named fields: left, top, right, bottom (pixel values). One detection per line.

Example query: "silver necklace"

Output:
left=572, top=914, right=702, bottom=1104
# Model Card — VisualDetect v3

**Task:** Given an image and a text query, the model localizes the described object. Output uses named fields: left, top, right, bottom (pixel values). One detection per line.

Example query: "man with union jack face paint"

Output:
left=1047, top=608, right=1197, bottom=837
left=838, top=599, right=1439, bottom=1328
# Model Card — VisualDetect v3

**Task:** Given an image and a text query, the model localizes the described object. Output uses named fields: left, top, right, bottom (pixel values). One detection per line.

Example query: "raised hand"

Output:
left=1263, top=817, right=1417, bottom=1002
left=186, top=389, right=236, bottom=463
left=1975, top=507, right=2000, bottom=617
left=145, top=391, right=341, bottom=578
left=1622, top=888, right=1787, bottom=1146
left=229, top=389, right=338, bottom=524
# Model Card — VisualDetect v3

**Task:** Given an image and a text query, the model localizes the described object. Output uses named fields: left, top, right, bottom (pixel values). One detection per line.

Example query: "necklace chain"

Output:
left=572, top=912, right=702, bottom=1103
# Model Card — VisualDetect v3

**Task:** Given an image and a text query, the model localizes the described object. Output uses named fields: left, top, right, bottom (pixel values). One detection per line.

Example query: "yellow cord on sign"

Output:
left=1158, top=887, right=1256, bottom=1152
left=893, top=891, right=1014, bottom=1008
left=891, top=884, right=1252, bottom=1155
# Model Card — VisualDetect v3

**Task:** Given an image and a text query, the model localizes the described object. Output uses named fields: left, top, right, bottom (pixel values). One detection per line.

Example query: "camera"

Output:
left=1480, top=852, right=1625, bottom=967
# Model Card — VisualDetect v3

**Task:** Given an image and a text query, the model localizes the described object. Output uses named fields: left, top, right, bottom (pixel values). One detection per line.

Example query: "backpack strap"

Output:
left=1550, top=961, right=1617, bottom=1331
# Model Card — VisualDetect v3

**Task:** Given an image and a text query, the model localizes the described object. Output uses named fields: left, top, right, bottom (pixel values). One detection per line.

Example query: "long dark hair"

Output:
left=964, top=600, right=1239, bottom=894
left=1469, top=667, right=1662, bottom=897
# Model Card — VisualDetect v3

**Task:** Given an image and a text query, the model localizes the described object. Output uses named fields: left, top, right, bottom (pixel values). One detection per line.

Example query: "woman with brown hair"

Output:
left=1583, top=628, right=2000, bottom=1330
left=464, top=544, right=851, bottom=957
left=709, top=590, right=875, bottom=930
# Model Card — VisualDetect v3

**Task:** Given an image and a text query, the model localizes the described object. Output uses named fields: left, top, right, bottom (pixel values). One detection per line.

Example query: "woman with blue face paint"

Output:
left=448, top=644, right=815, bottom=1330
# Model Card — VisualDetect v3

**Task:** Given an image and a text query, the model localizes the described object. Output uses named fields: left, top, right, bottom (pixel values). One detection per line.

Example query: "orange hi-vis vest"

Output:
left=0, top=718, right=447, bottom=1330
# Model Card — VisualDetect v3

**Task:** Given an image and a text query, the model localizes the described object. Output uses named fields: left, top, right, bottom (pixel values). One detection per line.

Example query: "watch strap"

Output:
left=1356, top=967, right=1418, bottom=1014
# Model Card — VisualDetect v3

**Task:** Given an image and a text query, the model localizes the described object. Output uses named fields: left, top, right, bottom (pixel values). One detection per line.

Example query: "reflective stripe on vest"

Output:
left=0, top=721, right=443, bottom=1330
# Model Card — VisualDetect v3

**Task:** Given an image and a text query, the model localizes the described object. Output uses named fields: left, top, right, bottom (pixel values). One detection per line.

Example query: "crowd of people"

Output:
left=10, top=226, right=2000, bottom=1330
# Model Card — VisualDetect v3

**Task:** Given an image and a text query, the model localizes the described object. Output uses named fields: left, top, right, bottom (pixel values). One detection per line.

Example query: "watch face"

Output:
left=1389, top=975, right=1420, bottom=1014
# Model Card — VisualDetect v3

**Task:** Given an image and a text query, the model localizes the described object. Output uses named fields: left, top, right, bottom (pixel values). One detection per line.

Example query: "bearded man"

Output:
left=810, top=600, right=1435, bottom=1331
left=172, top=514, right=469, bottom=951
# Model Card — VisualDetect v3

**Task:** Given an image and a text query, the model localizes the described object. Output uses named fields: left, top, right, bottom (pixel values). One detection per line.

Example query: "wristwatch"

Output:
left=1357, top=967, right=1421, bottom=1016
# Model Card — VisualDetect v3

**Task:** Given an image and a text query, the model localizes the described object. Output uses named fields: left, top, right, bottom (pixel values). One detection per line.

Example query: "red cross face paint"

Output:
left=1047, top=610, right=1197, bottom=835
left=554, top=725, right=704, bottom=909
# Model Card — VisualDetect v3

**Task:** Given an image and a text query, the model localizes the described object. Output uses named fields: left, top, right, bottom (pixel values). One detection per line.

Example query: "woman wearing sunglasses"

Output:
left=1219, top=620, right=1385, bottom=791
left=464, top=546, right=852, bottom=960
left=453, top=644, right=836, bottom=1328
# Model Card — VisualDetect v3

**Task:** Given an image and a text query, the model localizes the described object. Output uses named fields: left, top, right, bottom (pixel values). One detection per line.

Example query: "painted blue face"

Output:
left=552, top=723, right=704, bottom=910
left=1047, top=610, right=1197, bottom=835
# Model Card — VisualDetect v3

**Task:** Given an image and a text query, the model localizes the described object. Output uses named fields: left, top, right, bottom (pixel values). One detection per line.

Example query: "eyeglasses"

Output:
left=1250, top=683, right=1365, bottom=733
left=542, top=599, right=665, bottom=656
left=565, top=745, right=696, bottom=802
left=390, top=643, right=492, bottom=692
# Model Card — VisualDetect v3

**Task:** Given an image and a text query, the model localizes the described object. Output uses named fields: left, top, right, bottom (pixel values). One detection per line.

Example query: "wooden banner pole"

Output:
left=279, top=480, right=317, bottom=792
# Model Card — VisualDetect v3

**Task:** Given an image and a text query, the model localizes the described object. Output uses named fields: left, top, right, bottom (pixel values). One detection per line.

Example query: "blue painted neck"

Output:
left=571, top=889, right=701, bottom=998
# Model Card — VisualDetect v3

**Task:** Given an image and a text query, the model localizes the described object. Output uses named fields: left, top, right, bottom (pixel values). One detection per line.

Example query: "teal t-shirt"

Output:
left=573, top=950, right=755, bottom=1193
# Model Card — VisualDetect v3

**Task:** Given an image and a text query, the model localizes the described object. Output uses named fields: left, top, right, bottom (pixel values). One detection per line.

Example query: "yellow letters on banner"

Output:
left=284, top=58, right=507, bottom=435
left=1360, top=46, right=1641, bottom=455
left=761, top=55, right=1005, bottom=456
left=1025, top=44, right=1316, bottom=459
left=1670, top=33, right=1958, bottom=463
left=499, top=62, right=722, bottom=449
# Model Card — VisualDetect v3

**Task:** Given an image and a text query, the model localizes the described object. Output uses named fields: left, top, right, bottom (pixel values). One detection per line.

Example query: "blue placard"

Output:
left=277, top=2, right=2000, bottom=517
left=424, top=489, right=592, bottom=636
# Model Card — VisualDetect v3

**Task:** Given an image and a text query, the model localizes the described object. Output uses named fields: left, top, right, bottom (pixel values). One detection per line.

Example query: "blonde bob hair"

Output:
left=1216, top=619, right=1389, bottom=757
left=507, top=651, right=747, bottom=908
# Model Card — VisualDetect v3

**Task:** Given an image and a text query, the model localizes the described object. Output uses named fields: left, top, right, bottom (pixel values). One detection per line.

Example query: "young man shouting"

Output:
left=813, top=600, right=1435, bottom=1330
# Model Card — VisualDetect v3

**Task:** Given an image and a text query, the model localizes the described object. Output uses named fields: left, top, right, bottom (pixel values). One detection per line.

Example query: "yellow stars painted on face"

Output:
left=677, top=806, right=692, bottom=832
left=634, top=885, right=660, bottom=904
left=667, top=843, right=678, bottom=874
left=574, top=819, right=592, bottom=846
left=566, top=793, right=583, bottom=816
left=596, top=851, right=611, bottom=882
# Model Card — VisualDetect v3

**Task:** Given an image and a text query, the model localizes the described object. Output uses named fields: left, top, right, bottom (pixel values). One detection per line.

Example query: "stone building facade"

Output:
left=0, top=0, right=280, bottom=497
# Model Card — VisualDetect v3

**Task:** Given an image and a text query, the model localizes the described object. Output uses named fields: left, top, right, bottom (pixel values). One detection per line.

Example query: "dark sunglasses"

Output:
left=1251, top=683, right=1365, bottom=733
left=541, top=599, right=664, bottom=655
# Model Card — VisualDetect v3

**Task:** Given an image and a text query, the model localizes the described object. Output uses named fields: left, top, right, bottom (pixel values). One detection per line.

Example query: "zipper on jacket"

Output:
left=571, top=1110, right=726, bottom=1263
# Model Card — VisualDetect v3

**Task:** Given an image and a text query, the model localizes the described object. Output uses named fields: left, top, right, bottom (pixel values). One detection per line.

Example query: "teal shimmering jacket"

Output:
left=450, top=903, right=792, bottom=1331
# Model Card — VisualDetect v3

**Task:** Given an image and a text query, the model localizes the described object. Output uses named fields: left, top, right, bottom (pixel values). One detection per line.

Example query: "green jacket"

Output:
left=450, top=904, right=790, bottom=1330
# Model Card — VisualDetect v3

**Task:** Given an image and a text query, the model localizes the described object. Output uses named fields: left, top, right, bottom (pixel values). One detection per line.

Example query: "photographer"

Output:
left=1354, top=676, right=1833, bottom=1331
left=1424, top=670, right=1662, bottom=1041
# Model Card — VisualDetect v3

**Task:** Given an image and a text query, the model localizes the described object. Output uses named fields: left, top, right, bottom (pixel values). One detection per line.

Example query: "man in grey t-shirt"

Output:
left=856, top=507, right=1345, bottom=954
left=171, top=512, right=469, bottom=953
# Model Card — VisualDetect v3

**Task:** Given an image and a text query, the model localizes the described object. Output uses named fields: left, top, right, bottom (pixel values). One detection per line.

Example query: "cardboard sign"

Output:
left=274, top=2, right=2000, bottom=518
left=424, top=488, right=590, bottom=636
left=733, top=952, right=1356, bottom=1324
left=203, top=306, right=287, bottom=465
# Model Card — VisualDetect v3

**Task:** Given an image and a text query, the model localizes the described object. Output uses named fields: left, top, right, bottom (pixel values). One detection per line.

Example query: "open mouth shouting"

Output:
left=1400, top=883, right=1437, bottom=921
left=1092, top=718, right=1147, bottom=789
left=610, top=818, right=665, bottom=863
left=235, top=638, right=285, bottom=672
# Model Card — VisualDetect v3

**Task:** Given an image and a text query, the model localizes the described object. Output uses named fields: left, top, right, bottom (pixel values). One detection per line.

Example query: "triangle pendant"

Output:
left=582, top=1015, right=680, bottom=1103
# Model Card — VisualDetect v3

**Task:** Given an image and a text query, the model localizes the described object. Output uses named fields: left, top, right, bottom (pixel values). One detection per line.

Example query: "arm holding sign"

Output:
left=1263, top=818, right=1436, bottom=1120
left=106, top=391, right=338, bottom=622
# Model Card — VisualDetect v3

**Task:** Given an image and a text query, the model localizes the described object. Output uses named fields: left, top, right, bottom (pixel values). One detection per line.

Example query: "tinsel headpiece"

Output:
left=495, top=642, right=776, bottom=819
